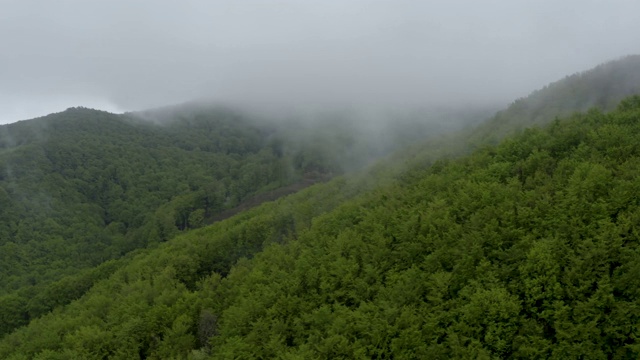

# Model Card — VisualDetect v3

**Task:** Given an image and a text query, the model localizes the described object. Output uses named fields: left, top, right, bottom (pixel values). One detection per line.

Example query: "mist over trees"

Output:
left=0, top=55, right=640, bottom=358
left=471, top=55, right=640, bottom=144
left=2, top=94, right=640, bottom=358
left=3, top=1, right=640, bottom=123
left=0, top=98, right=490, bottom=339
left=1, top=0, right=640, bottom=358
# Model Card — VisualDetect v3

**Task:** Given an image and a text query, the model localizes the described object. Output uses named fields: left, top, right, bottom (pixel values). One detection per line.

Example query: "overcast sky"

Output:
left=1, top=0, right=639, bottom=123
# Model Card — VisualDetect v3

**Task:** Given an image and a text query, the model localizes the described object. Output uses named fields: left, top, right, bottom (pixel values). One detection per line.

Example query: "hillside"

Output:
left=2, top=95, right=640, bottom=359
left=0, top=102, right=470, bottom=338
left=472, top=54, right=640, bottom=143
left=2, top=57, right=640, bottom=358
left=0, top=107, right=293, bottom=290
left=395, top=55, right=640, bottom=175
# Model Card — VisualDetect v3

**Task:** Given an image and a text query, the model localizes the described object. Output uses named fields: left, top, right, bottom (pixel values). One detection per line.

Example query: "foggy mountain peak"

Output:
left=1, top=1, right=639, bottom=123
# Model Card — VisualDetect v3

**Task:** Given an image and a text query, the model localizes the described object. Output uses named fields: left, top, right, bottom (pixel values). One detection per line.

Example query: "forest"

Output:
left=0, top=55, right=640, bottom=359
left=0, top=97, right=474, bottom=339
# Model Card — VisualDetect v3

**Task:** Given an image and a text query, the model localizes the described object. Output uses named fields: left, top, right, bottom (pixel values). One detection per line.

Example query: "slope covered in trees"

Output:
left=2, top=95, right=640, bottom=358
left=0, top=102, right=471, bottom=338
left=2, top=54, right=633, bottom=306
left=472, top=54, right=640, bottom=143
left=0, top=107, right=293, bottom=293
left=397, top=55, right=640, bottom=175
left=2, top=56, right=640, bottom=358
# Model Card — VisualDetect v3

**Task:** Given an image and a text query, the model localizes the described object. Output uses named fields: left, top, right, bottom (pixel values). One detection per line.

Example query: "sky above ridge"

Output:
left=1, top=0, right=639, bottom=123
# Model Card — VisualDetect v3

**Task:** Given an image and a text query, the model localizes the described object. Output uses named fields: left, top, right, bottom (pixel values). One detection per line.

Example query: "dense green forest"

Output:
left=3, top=95, right=640, bottom=359
left=0, top=107, right=308, bottom=292
left=0, top=101, right=473, bottom=338
left=1, top=56, right=640, bottom=358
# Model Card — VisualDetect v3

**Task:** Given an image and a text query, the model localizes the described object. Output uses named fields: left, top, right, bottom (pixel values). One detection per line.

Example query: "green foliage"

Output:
left=3, top=57, right=640, bottom=357
left=2, top=96, right=640, bottom=358
left=3, top=104, right=428, bottom=337
left=0, top=169, right=374, bottom=358
left=0, top=101, right=467, bottom=315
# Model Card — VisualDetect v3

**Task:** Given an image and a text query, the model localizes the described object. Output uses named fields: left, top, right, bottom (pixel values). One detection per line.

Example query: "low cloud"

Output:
left=1, top=0, right=639, bottom=123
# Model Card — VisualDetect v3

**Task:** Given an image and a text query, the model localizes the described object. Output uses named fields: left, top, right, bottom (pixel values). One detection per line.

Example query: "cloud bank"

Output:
left=1, top=0, right=639, bottom=123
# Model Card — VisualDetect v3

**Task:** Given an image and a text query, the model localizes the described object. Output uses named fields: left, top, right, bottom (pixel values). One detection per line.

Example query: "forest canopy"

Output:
left=1, top=56, right=640, bottom=358
left=1, top=93, right=640, bottom=358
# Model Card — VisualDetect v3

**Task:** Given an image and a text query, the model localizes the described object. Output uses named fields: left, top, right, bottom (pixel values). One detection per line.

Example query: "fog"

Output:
left=1, top=0, right=639, bottom=124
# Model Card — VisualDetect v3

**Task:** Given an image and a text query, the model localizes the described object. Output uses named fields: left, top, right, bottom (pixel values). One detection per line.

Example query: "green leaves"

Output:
left=4, top=93, right=640, bottom=358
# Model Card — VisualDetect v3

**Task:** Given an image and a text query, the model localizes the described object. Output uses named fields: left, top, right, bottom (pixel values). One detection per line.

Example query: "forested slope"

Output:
left=3, top=54, right=633, bottom=306
left=471, top=54, right=640, bottom=143
left=396, top=55, right=640, bottom=175
left=0, top=102, right=469, bottom=339
left=0, top=107, right=296, bottom=292
left=3, top=96, right=640, bottom=359
left=2, top=56, right=640, bottom=357
left=0, top=105, right=388, bottom=337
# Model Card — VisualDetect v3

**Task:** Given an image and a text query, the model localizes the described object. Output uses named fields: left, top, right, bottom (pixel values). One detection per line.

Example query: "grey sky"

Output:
left=1, top=0, right=639, bottom=123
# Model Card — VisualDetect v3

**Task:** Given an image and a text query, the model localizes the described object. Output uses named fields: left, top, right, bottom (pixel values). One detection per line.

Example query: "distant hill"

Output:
left=397, top=55, right=640, bottom=173
left=471, top=54, right=640, bottom=143
left=0, top=106, right=295, bottom=296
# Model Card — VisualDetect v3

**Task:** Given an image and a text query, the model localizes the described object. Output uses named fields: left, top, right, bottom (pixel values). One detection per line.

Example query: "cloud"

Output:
left=0, top=0, right=639, bottom=123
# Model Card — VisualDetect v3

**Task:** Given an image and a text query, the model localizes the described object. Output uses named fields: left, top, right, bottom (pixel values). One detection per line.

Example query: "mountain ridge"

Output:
left=3, top=95, right=640, bottom=358
left=1, top=56, right=640, bottom=358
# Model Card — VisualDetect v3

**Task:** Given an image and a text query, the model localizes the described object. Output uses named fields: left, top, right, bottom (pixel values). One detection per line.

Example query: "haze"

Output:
left=1, top=0, right=639, bottom=124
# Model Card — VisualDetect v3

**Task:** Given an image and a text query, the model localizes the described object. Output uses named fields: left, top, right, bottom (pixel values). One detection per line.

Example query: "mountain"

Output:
left=2, top=57, right=640, bottom=358
left=0, top=101, right=493, bottom=288
left=472, top=54, right=640, bottom=143
left=3, top=95, right=640, bottom=359
left=0, top=107, right=291, bottom=292
left=395, top=54, right=640, bottom=176
left=0, top=101, right=471, bottom=338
